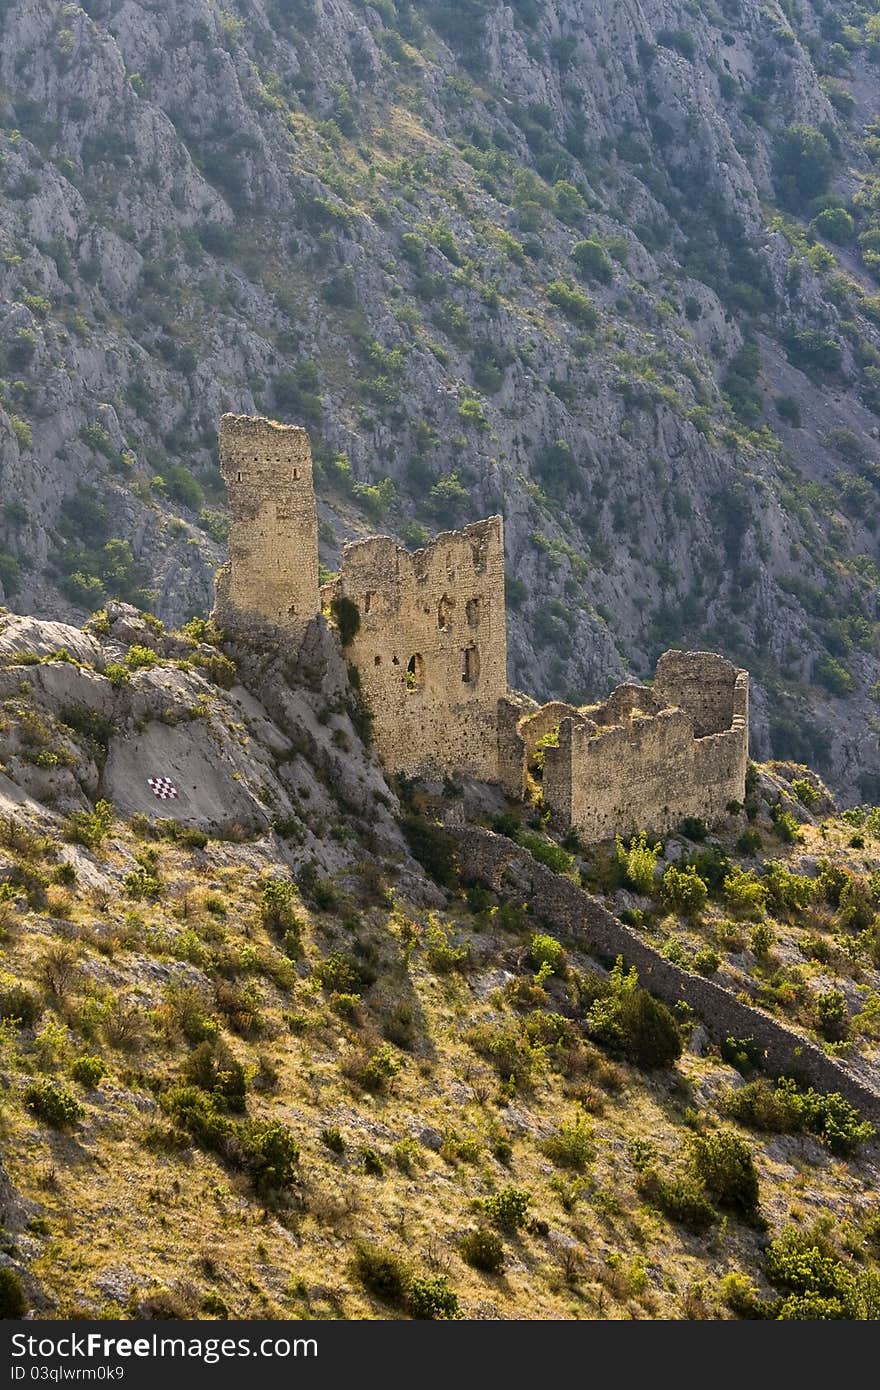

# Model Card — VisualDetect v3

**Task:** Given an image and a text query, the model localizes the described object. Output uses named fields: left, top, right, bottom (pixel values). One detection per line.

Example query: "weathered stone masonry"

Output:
left=321, top=517, right=507, bottom=781
left=453, top=826, right=880, bottom=1125
left=214, top=414, right=319, bottom=640
left=213, top=415, right=747, bottom=839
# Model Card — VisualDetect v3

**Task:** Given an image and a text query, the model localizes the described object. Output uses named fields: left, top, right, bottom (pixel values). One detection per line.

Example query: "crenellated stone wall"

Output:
left=322, top=516, right=507, bottom=780
left=213, top=413, right=319, bottom=641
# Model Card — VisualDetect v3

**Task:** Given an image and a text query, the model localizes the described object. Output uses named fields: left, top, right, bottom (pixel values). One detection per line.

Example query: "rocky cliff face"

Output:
left=1, top=0, right=879, bottom=799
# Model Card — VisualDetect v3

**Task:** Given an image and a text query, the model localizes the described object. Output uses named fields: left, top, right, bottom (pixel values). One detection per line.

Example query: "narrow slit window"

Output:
left=406, top=654, right=424, bottom=692
left=462, top=646, right=480, bottom=684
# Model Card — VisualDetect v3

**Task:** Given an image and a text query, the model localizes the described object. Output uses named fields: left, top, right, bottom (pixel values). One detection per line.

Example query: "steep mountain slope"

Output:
left=1, top=605, right=880, bottom=1320
left=1, top=0, right=880, bottom=798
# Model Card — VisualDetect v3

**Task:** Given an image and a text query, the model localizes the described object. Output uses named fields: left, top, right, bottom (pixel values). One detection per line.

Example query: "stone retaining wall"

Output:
left=452, top=826, right=880, bottom=1125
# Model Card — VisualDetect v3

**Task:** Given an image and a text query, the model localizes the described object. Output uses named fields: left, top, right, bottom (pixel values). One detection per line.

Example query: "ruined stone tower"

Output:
left=323, top=517, right=507, bottom=781
left=213, top=414, right=319, bottom=639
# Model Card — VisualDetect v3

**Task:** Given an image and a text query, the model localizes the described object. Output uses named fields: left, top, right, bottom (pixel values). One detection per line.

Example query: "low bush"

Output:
left=407, top=1275, right=462, bottom=1320
left=723, top=1077, right=873, bottom=1155
left=71, top=1055, right=105, bottom=1088
left=0, top=1267, right=27, bottom=1318
left=351, top=1242, right=409, bottom=1305
left=0, top=981, right=42, bottom=1027
left=637, top=1168, right=715, bottom=1234
left=585, top=960, right=682, bottom=1069
left=481, top=1185, right=531, bottom=1232
left=690, top=1130, right=760, bottom=1218
left=539, top=1112, right=595, bottom=1171
left=527, top=933, right=566, bottom=976
left=459, top=1227, right=505, bottom=1273
left=660, top=864, right=708, bottom=916
left=24, top=1077, right=84, bottom=1128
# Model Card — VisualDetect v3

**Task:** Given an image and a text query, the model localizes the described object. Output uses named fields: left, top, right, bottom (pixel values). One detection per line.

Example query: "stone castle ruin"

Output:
left=214, top=414, right=319, bottom=639
left=213, top=414, right=748, bottom=839
left=320, top=518, right=507, bottom=782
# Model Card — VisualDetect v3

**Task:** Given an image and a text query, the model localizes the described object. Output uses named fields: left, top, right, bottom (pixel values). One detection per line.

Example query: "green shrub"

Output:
left=516, top=831, right=575, bottom=875
left=539, top=1112, right=595, bottom=1171
left=0, top=981, right=42, bottom=1027
left=400, top=813, right=456, bottom=887
left=719, top=1035, right=763, bottom=1075
left=349, top=1043, right=401, bottom=1092
left=314, top=951, right=367, bottom=995
left=761, top=861, right=814, bottom=914
left=723, top=866, right=768, bottom=918
left=660, top=864, right=708, bottom=916
left=546, top=278, right=599, bottom=327
left=749, top=922, right=775, bottom=958
left=459, top=1227, right=505, bottom=1272
left=0, top=1266, right=27, bottom=1318
left=423, top=919, right=468, bottom=973
left=125, top=645, right=159, bottom=671
left=407, top=1275, right=462, bottom=1320
left=571, top=238, right=613, bottom=283
left=774, top=124, right=833, bottom=208
left=351, top=1242, right=409, bottom=1305
left=585, top=959, right=682, bottom=1069
left=615, top=833, right=660, bottom=893
left=690, top=1130, right=759, bottom=1218
left=320, top=1126, right=346, bottom=1154
left=330, top=595, right=360, bottom=647
left=24, top=1077, right=84, bottom=1128
left=259, top=879, right=302, bottom=942
left=815, top=654, right=854, bottom=695
left=182, top=1039, right=247, bottom=1109
left=104, top=662, right=131, bottom=688
left=482, top=1185, right=531, bottom=1232
left=694, top=947, right=721, bottom=976
left=71, top=1055, right=105, bottom=1088
left=815, top=989, right=849, bottom=1042
left=791, top=778, right=820, bottom=808
left=527, top=933, right=566, bottom=976
left=466, top=1020, right=546, bottom=1088
left=63, top=799, right=113, bottom=850
left=637, top=1168, right=715, bottom=1233
left=735, top=827, right=763, bottom=855
left=724, top=1077, right=873, bottom=1155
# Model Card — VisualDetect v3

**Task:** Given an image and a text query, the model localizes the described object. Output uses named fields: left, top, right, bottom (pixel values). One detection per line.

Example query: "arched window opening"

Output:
left=466, top=597, right=481, bottom=628
left=462, top=646, right=480, bottom=684
left=406, top=654, right=424, bottom=692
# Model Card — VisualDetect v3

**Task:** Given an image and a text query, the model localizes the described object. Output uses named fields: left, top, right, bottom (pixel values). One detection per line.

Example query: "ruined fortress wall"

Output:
left=545, top=707, right=698, bottom=840
left=588, top=683, right=660, bottom=727
left=497, top=694, right=538, bottom=796
left=540, top=653, right=749, bottom=841
left=213, top=414, right=319, bottom=639
left=654, top=650, right=739, bottom=737
left=326, top=517, right=507, bottom=780
left=453, top=828, right=880, bottom=1125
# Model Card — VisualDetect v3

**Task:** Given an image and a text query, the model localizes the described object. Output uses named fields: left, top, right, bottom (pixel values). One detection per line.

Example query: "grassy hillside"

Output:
left=0, top=625, right=879, bottom=1318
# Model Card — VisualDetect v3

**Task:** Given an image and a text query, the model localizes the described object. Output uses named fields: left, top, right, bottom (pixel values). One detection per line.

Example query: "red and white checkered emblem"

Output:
left=147, top=776, right=179, bottom=801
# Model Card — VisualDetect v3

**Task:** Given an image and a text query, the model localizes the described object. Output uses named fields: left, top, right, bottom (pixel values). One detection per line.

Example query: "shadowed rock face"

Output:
left=0, top=1, right=878, bottom=800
